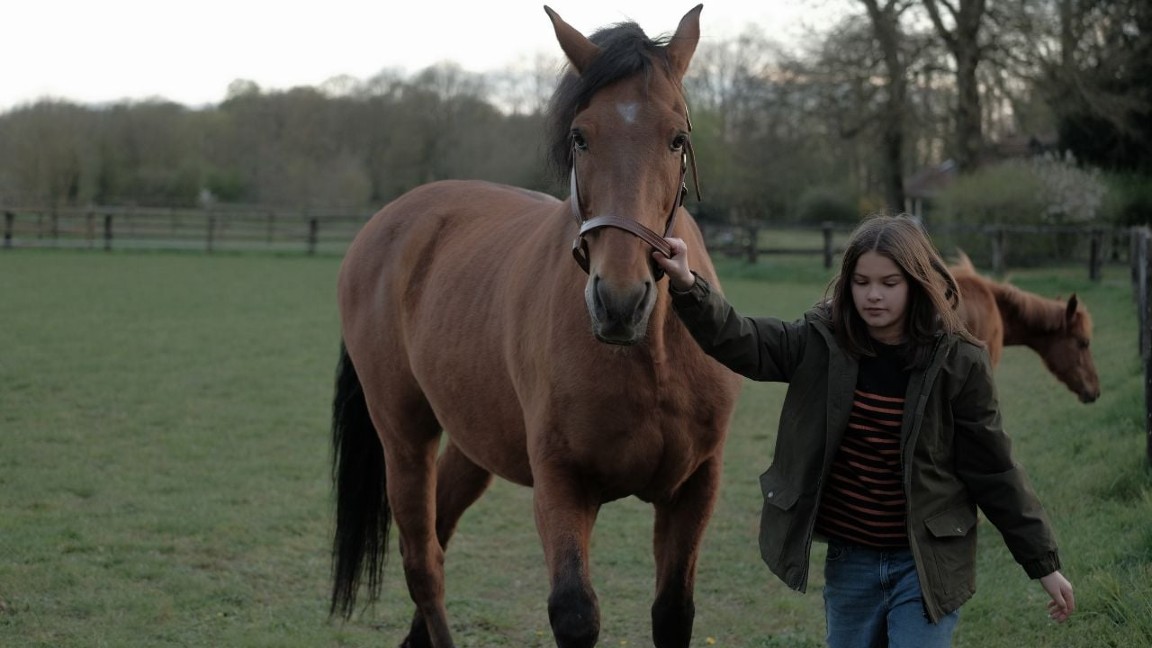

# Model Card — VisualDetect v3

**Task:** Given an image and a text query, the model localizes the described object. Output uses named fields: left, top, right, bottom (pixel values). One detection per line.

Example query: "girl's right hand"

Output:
left=653, top=237, right=695, bottom=291
left=1039, top=571, right=1075, bottom=623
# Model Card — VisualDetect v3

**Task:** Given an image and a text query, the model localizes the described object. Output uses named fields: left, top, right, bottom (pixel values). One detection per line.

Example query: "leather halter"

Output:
left=569, top=112, right=700, bottom=277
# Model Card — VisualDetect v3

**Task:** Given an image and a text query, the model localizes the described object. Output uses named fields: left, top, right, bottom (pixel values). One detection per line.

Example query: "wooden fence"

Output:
left=700, top=221, right=1134, bottom=280
left=2, top=206, right=1135, bottom=276
left=1, top=205, right=368, bottom=256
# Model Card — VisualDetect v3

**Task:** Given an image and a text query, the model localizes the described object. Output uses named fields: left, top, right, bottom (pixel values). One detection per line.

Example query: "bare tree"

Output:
left=993, top=0, right=1151, bottom=169
left=0, top=101, right=94, bottom=206
left=859, top=0, right=914, bottom=212
left=921, top=0, right=987, bottom=172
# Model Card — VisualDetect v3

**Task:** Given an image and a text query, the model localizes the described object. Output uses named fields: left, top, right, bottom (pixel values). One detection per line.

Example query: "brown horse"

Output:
left=329, top=6, right=742, bottom=648
left=951, top=252, right=1101, bottom=403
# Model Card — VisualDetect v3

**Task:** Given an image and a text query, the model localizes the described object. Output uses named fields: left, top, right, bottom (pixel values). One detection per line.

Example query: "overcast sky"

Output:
left=3, top=1, right=840, bottom=111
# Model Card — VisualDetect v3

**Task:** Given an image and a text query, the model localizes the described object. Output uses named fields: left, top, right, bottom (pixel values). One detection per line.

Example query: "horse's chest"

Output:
left=540, top=396, right=724, bottom=499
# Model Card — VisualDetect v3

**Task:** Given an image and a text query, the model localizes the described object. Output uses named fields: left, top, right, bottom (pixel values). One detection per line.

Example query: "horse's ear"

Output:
left=1065, top=294, right=1079, bottom=321
left=666, top=4, right=704, bottom=80
left=954, top=248, right=973, bottom=272
left=544, top=5, right=601, bottom=75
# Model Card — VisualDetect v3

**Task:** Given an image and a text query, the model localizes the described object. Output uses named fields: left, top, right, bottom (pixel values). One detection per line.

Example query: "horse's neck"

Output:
left=992, top=282, right=1063, bottom=347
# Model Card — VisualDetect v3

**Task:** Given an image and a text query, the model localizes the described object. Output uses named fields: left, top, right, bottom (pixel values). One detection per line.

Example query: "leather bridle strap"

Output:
left=569, top=137, right=697, bottom=274
left=579, top=215, right=674, bottom=259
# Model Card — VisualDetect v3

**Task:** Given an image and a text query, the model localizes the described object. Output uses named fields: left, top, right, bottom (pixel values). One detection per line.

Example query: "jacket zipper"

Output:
left=902, top=333, right=947, bottom=620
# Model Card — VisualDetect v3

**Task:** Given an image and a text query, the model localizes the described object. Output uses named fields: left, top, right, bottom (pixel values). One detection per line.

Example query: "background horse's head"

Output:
left=545, top=5, right=701, bottom=345
left=1042, top=294, right=1101, bottom=403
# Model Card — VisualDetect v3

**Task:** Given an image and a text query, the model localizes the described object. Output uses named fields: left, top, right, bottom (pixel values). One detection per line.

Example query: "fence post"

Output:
left=103, top=214, right=113, bottom=251
left=1089, top=228, right=1102, bottom=281
left=206, top=214, right=216, bottom=253
left=988, top=226, right=1006, bottom=277
left=1135, top=229, right=1149, bottom=360
left=1133, top=228, right=1145, bottom=306
left=1140, top=229, right=1152, bottom=467
left=3, top=211, right=12, bottom=249
left=746, top=225, right=759, bottom=264
left=822, top=222, right=834, bottom=269
left=307, top=218, right=319, bottom=255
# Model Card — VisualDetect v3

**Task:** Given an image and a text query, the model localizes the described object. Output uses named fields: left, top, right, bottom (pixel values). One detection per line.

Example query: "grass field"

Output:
left=1, top=249, right=1149, bottom=647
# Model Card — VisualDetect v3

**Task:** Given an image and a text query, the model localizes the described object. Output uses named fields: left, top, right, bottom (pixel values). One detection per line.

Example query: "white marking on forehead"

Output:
left=616, top=102, right=640, bottom=124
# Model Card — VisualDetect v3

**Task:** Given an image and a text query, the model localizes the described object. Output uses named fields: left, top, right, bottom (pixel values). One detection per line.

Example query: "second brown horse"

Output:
left=952, top=252, right=1100, bottom=403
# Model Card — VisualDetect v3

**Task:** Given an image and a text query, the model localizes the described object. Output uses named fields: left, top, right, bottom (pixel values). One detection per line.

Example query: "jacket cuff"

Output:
left=669, top=272, right=711, bottom=313
left=670, top=270, right=707, bottom=297
left=1022, top=552, right=1062, bottom=579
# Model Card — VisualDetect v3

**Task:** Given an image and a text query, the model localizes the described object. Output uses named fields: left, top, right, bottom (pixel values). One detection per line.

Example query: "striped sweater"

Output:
left=815, top=341, right=911, bottom=548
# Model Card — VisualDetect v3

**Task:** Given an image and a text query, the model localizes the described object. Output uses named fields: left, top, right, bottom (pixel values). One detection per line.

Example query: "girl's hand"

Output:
left=1039, top=571, right=1075, bottom=623
left=653, top=237, right=695, bottom=291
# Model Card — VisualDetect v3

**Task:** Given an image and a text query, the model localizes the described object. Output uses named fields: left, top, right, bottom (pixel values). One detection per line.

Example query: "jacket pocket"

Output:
left=922, top=503, right=979, bottom=599
left=924, top=504, right=977, bottom=538
left=759, top=468, right=800, bottom=511
left=757, top=467, right=806, bottom=586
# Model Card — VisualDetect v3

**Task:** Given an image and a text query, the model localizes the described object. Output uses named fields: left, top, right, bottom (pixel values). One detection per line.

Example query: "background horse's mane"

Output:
left=952, top=249, right=1072, bottom=334
left=989, top=280, right=1083, bottom=334
left=546, top=22, right=677, bottom=179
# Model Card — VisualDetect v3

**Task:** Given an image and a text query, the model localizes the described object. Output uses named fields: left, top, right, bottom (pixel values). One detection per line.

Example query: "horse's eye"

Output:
left=671, top=133, right=688, bottom=151
left=1079, top=340, right=1090, bottom=350
left=571, top=130, right=588, bottom=151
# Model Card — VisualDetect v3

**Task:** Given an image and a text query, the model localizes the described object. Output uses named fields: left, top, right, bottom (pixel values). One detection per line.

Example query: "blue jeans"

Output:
left=822, top=540, right=960, bottom=648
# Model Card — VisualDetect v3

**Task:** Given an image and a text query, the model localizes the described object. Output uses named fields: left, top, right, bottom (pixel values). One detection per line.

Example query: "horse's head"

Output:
left=1040, top=294, right=1102, bottom=404
left=545, top=5, right=701, bottom=345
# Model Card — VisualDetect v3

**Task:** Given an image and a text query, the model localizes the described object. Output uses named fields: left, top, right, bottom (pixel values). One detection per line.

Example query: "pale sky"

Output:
left=3, top=1, right=838, bottom=111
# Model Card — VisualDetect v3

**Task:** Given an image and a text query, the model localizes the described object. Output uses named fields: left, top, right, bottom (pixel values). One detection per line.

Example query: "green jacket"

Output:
left=671, top=276, right=1062, bottom=622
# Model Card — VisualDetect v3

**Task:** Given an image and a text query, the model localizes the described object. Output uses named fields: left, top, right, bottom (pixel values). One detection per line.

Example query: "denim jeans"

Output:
left=822, top=539, right=960, bottom=648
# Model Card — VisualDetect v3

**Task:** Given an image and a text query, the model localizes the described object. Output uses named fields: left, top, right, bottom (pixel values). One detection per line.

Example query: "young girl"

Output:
left=652, top=215, right=1074, bottom=647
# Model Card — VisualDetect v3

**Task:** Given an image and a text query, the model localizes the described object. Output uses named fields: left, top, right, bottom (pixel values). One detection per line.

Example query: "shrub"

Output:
left=795, top=184, right=858, bottom=225
left=933, top=154, right=1112, bottom=265
left=1103, top=171, right=1152, bottom=226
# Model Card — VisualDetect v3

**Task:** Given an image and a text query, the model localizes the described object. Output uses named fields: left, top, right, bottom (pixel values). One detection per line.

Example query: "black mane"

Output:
left=545, top=22, right=674, bottom=181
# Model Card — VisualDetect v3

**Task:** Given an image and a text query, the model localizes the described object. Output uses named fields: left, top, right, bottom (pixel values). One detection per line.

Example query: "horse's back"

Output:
left=349, top=179, right=560, bottom=258
left=337, top=180, right=572, bottom=484
left=953, top=271, right=1004, bottom=365
left=340, top=179, right=565, bottom=308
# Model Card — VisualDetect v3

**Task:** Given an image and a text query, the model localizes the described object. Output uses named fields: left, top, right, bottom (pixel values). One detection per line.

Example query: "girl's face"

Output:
left=851, top=250, right=909, bottom=344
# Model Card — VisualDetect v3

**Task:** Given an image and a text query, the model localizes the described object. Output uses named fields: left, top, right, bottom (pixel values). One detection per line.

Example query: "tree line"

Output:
left=0, top=0, right=1148, bottom=229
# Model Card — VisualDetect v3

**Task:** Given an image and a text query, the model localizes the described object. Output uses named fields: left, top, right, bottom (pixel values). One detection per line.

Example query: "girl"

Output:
left=653, top=215, right=1074, bottom=647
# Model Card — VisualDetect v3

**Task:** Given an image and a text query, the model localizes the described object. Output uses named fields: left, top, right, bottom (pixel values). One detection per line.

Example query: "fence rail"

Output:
left=0, top=206, right=1139, bottom=277
left=2, top=205, right=369, bottom=256
left=700, top=221, right=1135, bottom=279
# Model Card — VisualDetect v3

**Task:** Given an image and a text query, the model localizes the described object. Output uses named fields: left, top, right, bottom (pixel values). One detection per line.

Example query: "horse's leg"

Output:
left=533, top=471, right=601, bottom=648
left=374, top=407, right=456, bottom=648
left=650, top=457, right=722, bottom=648
left=403, top=442, right=493, bottom=648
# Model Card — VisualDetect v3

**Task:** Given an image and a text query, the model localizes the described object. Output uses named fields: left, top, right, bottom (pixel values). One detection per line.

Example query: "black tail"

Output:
left=330, top=341, right=391, bottom=619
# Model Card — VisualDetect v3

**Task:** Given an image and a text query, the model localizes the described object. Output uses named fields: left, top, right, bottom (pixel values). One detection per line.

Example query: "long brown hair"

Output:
left=824, top=214, right=976, bottom=367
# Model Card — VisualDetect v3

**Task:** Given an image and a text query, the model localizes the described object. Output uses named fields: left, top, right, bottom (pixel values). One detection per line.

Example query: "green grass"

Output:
left=0, top=250, right=1148, bottom=647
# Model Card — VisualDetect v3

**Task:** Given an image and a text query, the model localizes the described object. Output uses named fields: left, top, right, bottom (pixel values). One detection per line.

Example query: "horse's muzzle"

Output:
left=587, top=275, right=654, bottom=345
